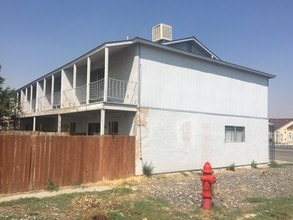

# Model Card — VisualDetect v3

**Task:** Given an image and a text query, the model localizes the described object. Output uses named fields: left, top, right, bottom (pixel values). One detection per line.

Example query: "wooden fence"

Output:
left=0, top=132, right=135, bottom=194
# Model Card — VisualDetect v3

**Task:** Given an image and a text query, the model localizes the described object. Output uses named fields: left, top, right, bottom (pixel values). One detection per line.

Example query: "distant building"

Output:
left=16, top=24, right=275, bottom=174
left=269, top=119, right=293, bottom=145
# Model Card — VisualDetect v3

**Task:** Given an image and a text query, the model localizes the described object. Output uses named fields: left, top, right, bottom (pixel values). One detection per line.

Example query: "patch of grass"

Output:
left=226, top=163, right=235, bottom=171
left=142, top=162, right=154, bottom=177
left=0, top=183, right=292, bottom=220
left=250, top=197, right=293, bottom=220
left=110, top=197, right=196, bottom=220
left=213, top=196, right=293, bottom=220
left=246, top=197, right=264, bottom=203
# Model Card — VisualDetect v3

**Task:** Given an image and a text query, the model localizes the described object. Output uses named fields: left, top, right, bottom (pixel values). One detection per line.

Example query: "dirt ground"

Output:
left=0, top=164, right=292, bottom=219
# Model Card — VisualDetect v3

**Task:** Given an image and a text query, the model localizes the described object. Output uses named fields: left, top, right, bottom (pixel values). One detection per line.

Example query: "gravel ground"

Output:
left=0, top=164, right=292, bottom=219
left=136, top=164, right=293, bottom=210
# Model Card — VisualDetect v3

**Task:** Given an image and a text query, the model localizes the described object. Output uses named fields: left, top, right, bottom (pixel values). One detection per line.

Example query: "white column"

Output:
left=100, top=109, right=105, bottom=135
left=36, top=82, right=39, bottom=112
left=104, top=47, right=109, bottom=102
left=30, top=85, right=33, bottom=112
left=61, top=69, right=65, bottom=107
left=86, top=57, right=91, bottom=104
left=16, top=92, right=19, bottom=113
left=20, top=89, right=24, bottom=111
left=32, top=116, right=36, bottom=131
left=73, top=64, right=77, bottom=89
left=43, top=78, right=46, bottom=110
left=51, top=75, right=55, bottom=106
left=57, top=114, right=61, bottom=133
left=25, top=88, right=28, bottom=112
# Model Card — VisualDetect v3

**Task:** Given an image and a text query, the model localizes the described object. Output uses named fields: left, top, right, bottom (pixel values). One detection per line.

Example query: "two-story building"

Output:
left=16, top=24, right=275, bottom=174
left=269, top=119, right=293, bottom=145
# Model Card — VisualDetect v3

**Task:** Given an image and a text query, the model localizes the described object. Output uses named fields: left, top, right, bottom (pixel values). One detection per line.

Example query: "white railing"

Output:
left=20, top=101, right=30, bottom=113
left=20, top=78, right=137, bottom=114
left=63, top=84, right=86, bottom=107
left=44, top=94, right=52, bottom=110
left=75, top=84, right=87, bottom=105
left=31, top=99, right=36, bottom=112
left=108, top=78, right=137, bottom=104
left=53, top=92, right=61, bottom=108
left=89, top=79, right=104, bottom=102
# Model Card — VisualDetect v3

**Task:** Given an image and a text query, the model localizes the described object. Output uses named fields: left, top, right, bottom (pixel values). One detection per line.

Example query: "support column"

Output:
left=30, top=85, right=33, bottom=112
left=36, top=82, right=39, bottom=112
left=25, top=88, right=28, bottom=112
left=32, top=116, right=36, bottom=131
left=86, top=57, right=91, bottom=104
left=19, top=90, right=23, bottom=111
left=61, top=69, right=65, bottom=107
left=57, top=114, right=61, bottom=133
left=43, top=78, right=46, bottom=110
left=16, top=91, right=19, bottom=111
left=73, top=64, right=77, bottom=89
left=100, top=109, right=105, bottom=135
left=104, top=47, right=109, bottom=102
left=51, top=75, right=55, bottom=107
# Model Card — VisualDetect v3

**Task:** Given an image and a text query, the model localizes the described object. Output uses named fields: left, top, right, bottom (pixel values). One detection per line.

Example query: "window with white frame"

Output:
left=225, top=126, right=245, bottom=142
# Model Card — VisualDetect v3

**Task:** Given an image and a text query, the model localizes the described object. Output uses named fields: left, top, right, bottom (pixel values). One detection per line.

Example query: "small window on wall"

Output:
left=225, top=126, right=245, bottom=143
left=109, top=121, right=118, bottom=135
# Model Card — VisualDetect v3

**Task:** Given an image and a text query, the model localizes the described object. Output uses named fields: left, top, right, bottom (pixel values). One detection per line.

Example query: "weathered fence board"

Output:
left=0, top=132, right=135, bottom=194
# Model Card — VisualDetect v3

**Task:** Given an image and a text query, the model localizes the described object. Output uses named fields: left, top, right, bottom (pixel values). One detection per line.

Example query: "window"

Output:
left=225, top=126, right=245, bottom=142
left=109, top=121, right=118, bottom=135
left=90, top=68, right=104, bottom=82
left=88, top=123, right=100, bottom=135
left=70, top=122, right=76, bottom=134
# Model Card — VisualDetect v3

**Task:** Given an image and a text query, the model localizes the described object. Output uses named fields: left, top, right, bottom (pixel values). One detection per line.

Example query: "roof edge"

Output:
left=162, top=36, right=221, bottom=61
left=17, top=36, right=275, bottom=90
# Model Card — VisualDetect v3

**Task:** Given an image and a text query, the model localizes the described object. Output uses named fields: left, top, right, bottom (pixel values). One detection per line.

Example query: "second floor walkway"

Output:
left=19, top=77, right=137, bottom=116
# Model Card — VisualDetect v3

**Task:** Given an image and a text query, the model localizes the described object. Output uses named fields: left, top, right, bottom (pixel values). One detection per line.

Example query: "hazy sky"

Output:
left=0, top=0, right=292, bottom=118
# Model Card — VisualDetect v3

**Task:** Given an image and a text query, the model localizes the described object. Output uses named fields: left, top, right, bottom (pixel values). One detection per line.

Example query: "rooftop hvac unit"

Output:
left=152, top=23, right=172, bottom=42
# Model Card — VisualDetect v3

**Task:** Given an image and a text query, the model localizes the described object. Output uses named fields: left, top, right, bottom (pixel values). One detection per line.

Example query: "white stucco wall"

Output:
left=137, top=108, right=268, bottom=174
left=139, top=46, right=268, bottom=118
left=62, top=68, right=73, bottom=91
left=110, top=46, right=137, bottom=82
left=135, top=45, right=270, bottom=174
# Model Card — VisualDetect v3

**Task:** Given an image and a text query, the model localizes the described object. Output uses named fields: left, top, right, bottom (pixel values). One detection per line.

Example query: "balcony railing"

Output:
left=89, top=79, right=104, bottom=103
left=53, top=92, right=61, bottom=109
left=20, top=78, right=137, bottom=115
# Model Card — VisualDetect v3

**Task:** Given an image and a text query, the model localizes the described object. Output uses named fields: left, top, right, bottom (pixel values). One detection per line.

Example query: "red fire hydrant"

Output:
left=200, top=161, right=217, bottom=210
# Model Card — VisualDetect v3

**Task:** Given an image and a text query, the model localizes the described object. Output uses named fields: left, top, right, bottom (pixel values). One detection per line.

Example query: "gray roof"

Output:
left=17, top=36, right=275, bottom=90
left=269, top=118, right=293, bottom=130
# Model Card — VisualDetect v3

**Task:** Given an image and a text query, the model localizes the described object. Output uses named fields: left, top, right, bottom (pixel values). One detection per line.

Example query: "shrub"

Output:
left=226, top=163, right=235, bottom=171
left=251, top=160, right=257, bottom=168
left=269, top=161, right=281, bottom=168
left=46, top=180, right=59, bottom=192
left=143, top=162, right=154, bottom=177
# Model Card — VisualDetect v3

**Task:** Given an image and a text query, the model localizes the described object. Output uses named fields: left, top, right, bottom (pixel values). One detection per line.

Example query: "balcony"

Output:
left=19, top=78, right=137, bottom=115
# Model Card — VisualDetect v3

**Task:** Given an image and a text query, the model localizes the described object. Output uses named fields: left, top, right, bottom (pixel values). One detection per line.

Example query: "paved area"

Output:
left=275, top=148, right=293, bottom=162
left=0, top=185, right=112, bottom=203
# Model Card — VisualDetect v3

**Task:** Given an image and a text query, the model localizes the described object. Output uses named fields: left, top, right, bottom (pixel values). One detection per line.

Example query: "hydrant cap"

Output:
left=201, top=162, right=214, bottom=174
